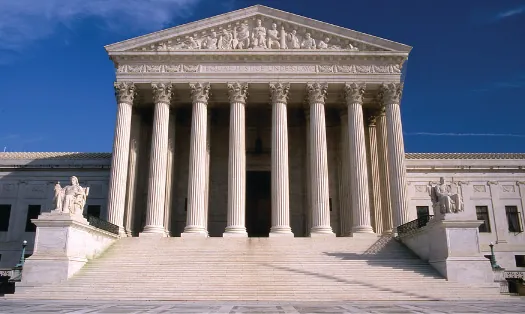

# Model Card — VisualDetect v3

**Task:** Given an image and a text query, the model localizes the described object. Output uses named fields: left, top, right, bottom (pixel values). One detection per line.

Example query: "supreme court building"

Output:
left=1, top=5, right=524, bottom=275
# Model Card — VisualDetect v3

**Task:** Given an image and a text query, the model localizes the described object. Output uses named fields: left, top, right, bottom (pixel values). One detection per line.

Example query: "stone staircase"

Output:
left=10, top=236, right=505, bottom=301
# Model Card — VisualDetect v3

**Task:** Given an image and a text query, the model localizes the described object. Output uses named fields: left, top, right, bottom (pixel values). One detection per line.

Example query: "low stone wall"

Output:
left=17, top=212, right=118, bottom=289
left=399, top=217, right=495, bottom=284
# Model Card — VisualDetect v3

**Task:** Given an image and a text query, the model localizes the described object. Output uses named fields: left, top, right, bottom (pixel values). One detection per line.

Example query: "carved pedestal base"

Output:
left=16, top=212, right=117, bottom=292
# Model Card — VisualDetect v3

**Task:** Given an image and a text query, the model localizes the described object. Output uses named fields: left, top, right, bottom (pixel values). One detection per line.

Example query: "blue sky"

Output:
left=0, top=0, right=524, bottom=153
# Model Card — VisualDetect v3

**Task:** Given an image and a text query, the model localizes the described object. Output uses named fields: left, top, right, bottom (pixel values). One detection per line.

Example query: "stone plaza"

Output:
left=0, top=5, right=524, bottom=301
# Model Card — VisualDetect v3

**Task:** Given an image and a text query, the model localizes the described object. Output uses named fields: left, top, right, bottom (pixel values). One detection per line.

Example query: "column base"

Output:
left=140, top=225, right=166, bottom=237
left=351, top=225, right=375, bottom=234
left=269, top=231, right=294, bottom=238
left=351, top=232, right=379, bottom=238
left=223, top=232, right=248, bottom=238
left=181, top=231, right=208, bottom=238
left=310, top=232, right=336, bottom=238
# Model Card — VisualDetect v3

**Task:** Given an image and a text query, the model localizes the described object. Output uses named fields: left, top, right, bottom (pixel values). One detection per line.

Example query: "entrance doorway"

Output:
left=246, top=171, right=271, bottom=237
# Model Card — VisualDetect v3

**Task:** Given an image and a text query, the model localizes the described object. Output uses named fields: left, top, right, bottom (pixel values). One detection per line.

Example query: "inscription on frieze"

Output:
left=202, top=65, right=316, bottom=73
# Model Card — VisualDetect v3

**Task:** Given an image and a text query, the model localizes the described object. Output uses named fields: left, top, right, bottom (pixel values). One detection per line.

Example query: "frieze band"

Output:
left=117, top=64, right=401, bottom=74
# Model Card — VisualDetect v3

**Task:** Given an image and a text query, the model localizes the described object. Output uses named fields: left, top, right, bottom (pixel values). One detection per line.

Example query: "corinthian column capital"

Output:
left=190, top=82, right=211, bottom=104
left=306, top=82, right=328, bottom=105
left=269, top=83, right=290, bottom=104
left=151, top=82, right=173, bottom=104
left=379, top=83, right=403, bottom=105
left=344, top=83, right=366, bottom=104
left=227, top=82, right=249, bottom=104
left=114, top=82, right=136, bottom=105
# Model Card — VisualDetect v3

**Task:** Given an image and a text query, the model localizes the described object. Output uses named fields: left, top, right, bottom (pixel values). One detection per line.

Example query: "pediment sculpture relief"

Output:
left=53, top=176, right=90, bottom=216
left=134, top=18, right=366, bottom=52
left=429, top=177, right=464, bottom=216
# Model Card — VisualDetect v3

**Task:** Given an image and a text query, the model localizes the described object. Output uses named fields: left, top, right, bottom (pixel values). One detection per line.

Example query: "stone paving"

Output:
left=0, top=299, right=524, bottom=313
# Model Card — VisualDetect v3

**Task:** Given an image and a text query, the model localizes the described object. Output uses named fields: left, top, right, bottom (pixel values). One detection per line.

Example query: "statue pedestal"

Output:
left=16, top=212, right=117, bottom=291
left=400, top=215, right=494, bottom=284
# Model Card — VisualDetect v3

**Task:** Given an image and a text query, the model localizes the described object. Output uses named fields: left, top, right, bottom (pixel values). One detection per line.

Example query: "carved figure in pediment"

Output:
left=233, top=22, right=250, bottom=49
left=218, top=29, right=233, bottom=49
left=252, top=19, right=267, bottom=48
left=287, top=30, right=301, bottom=49
left=267, top=23, right=281, bottom=49
left=301, top=33, right=316, bottom=49
left=430, top=177, right=464, bottom=215
left=157, top=42, right=169, bottom=51
left=318, top=37, right=330, bottom=49
left=186, top=37, right=201, bottom=49
left=347, top=43, right=359, bottom=51
left=53, top=176, right=90, bottom=216
left=202, top=32, right=218, bottom=49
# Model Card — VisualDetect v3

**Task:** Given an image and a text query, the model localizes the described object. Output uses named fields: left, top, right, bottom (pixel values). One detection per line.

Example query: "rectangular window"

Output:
left=505, top=206, right=522, bottom=233
left=25, top=205, right=41, bottom=232
left=515, top=255, right=525, bottom=267
left=476, top=206, right=491, bottom=233
left=0, top=204, right=11, bottom=232
left=86, top=205, right=101, bottom=218
left=416, top=206, right=430, bottom=219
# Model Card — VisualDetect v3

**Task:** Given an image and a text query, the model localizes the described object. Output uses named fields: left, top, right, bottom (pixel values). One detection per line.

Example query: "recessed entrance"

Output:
left=246, top=171, right=271, bottom=237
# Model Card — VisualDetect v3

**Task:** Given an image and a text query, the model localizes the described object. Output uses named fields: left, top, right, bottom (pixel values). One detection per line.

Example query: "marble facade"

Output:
left=0, top=6, right=524, bottom=272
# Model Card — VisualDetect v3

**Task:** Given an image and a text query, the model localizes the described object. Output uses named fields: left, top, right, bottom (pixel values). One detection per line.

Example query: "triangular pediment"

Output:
left=105, top=5, right=411, bottom=54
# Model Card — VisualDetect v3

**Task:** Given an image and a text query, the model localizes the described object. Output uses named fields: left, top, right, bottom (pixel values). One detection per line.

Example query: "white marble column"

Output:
left=269, top=83, right=294, bottom=237
left=304, top=109, right=312, bottom=235
left=107, top=82, right=135, bottom=235
left=344, top=83, right=374, bottom=234
left=141, top=83, right=172, bottom=236
left=203, top=111, right=211, bottom=234
left=224, top=82, right=248, bottom=237
left=306, top=82, right=335, bottom=237
left=163, top=111, right=176, bottom=236
left=182, top=83, right=210, bottom=237
left=338, top=109, right=352, bottom=236
left=124, top=113, right=141, bottom=236
left=376, top=107, right=393, bottom=233
left=379, top=83, right=410, bottom=229
left=366, top=113, right=383, bottom=234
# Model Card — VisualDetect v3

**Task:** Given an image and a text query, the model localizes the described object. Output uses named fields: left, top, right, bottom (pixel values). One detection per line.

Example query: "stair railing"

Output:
left=397, top=215, right=434, bottom=236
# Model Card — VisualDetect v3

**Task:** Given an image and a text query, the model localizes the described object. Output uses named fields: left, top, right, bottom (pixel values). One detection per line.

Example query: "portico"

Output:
left=102, top=5, right=412, bottom=238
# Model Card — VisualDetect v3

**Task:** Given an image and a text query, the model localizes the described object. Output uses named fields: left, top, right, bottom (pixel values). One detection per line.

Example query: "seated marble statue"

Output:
left=53, top=176, right=90, bottom=216
left=430, top=177, right=464, bottom=214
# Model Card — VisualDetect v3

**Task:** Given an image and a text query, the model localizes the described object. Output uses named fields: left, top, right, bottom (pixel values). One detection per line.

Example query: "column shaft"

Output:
left=386, top=102, right=410, bottom=227
left=380, top=83, right=409, bottom=229
left=163, top=111, right=176, bottom=236
left=204, top=111, right=211, bottom=233
left=107, top=82, right=135, bottom=235
left=307, top=83, right=335, bottom=236
left=347, top=103, right=374, bottom=234
left=183, top=83, right=210, bottom=237
left=339, top=111, right=352, bottom=236
left=142, top=100, right=170, bottom=235
left=376, top=111, right=393, bottom=232
left=345, top=83, right=373, bottom=234
left=124, top=113, right=141, bottom=236
left=224, top=101, right=247, bottom=236
left=270, top=83, right=293, bottom=236
left=304, top=110, right=312, bottom=235
left=366, top=115, right=383, bottom=234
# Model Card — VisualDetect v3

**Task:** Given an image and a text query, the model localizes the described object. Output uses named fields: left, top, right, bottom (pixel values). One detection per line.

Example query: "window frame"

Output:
left=0, top=204, right=12, bottom=232
left=505, top=205, right=523, bottom=233
left=25, top=204, right=41, bottom=232
left=475, top=205, right=491, bottom=233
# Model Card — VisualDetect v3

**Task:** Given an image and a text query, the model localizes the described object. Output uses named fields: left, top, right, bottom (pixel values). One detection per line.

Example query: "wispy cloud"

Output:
left=494, top=5, right=525, bottom=20
left=0, top=0, right=203, bottom=51
left=405, top=132, right=525, bottom=138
